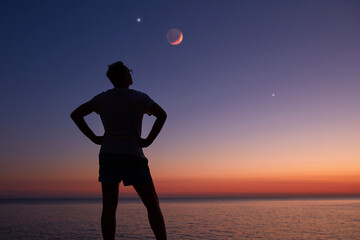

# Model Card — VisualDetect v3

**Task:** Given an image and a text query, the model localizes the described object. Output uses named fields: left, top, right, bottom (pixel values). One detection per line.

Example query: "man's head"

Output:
left=106, top=61, right=133, bottom=88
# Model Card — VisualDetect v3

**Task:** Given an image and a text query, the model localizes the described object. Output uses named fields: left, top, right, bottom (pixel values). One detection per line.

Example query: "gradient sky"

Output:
left=0, top=0, right=359, bottom=197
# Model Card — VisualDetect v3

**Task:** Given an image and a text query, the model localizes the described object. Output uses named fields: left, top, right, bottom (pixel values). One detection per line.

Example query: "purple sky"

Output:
left=0, top=0, right=359, bottom=197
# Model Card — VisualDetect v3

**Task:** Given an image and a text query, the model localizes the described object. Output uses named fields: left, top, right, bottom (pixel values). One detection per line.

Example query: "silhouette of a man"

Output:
left=71, top=61, right=167, bottom=240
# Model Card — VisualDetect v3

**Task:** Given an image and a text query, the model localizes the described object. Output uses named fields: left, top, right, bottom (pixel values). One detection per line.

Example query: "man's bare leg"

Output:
left=133, top=182, right=167, bottom=240
left=101, top=182, right=119, bottom=240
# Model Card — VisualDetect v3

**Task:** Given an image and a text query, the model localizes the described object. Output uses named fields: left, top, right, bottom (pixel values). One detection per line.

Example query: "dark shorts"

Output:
left=98, top=153, right=153, bottom=186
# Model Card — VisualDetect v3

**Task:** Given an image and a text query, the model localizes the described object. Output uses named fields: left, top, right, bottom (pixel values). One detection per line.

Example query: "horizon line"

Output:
left=1, top=193, right=360, bottom=201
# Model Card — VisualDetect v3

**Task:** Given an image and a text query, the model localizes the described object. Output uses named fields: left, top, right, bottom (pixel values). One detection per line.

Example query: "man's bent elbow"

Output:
left=70, top=111, right=76, bottom=120
left=160, top=110, right=167, bottom=121
left=70, top=110, right=80, bottom=121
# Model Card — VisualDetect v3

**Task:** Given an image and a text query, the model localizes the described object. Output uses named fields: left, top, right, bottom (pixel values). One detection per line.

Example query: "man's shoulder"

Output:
left=94, top=89, right=112, bottom=96
left=128, top=88, right=151, bottom=99
left=89, top=89, right=113, bottom=102
left=129, top=88, right=147, bottom=95
left=93, top=88, right=151, bottom=101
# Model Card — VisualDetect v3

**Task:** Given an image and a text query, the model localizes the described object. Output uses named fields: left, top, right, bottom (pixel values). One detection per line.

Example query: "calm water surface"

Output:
left=0, top=198, right=359, bottom=239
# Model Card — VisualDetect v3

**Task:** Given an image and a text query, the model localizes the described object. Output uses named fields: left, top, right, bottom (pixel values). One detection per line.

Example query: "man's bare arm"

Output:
left=140, top=103, right=167, bottom=148
left=70, top=102, right=103, bottom=145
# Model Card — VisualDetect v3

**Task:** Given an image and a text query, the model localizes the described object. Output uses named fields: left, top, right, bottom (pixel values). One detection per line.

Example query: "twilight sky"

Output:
left=0, top=0, right=359, bottom=197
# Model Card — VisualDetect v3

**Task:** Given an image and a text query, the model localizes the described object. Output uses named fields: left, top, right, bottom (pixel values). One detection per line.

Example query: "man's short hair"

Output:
left=106, top=61, right=128, bottom=85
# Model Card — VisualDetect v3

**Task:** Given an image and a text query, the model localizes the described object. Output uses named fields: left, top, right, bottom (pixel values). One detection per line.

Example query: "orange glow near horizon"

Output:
left=1, top=174, right=359, bottom=198
left=154, top=175, right=360, bottom=196
left=1, top=146, right=359, bottom=197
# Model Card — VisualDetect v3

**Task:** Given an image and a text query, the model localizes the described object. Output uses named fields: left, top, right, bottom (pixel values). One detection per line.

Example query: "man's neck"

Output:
left=114, top=85, right=129, bottom=89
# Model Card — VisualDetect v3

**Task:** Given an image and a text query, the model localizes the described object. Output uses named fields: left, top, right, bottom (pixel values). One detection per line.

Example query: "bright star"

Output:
left=272, top=93, right=275, bottom=97
left=137, top=18, right=141, bottom=22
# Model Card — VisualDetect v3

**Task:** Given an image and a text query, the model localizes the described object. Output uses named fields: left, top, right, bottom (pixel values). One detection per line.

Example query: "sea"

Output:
left=0, top=197, right=359, bottom=239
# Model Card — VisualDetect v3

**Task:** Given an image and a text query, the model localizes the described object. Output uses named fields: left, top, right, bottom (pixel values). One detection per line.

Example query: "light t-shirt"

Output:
left=88, top=88, right=156, bottom=158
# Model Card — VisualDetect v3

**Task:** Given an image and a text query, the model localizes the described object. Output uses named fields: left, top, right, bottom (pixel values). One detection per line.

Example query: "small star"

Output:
left=137, top=18, right=141, bottom=22
left=272, top=93, right=275, bottom=97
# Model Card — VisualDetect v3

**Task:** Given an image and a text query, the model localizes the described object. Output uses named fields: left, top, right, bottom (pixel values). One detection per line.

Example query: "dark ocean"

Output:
left=1, top=197, right=359, bottom=239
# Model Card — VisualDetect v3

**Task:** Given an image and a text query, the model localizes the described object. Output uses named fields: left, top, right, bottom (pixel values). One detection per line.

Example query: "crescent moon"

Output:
left=170, top=32, right=183, bottom=45
left=167, top=28, right=183, bottom=45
